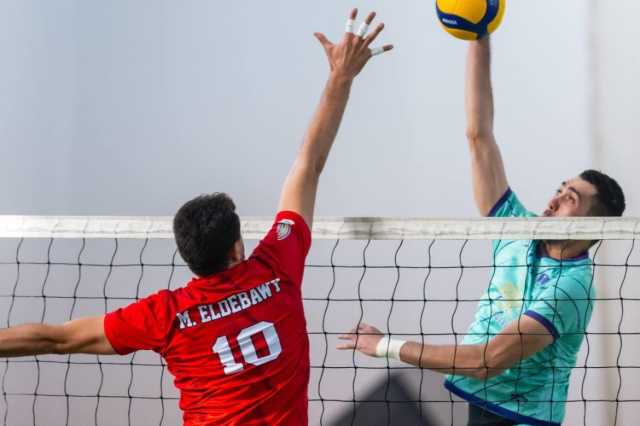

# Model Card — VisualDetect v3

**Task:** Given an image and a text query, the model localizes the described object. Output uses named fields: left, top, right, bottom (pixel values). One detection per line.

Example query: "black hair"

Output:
left=580, top=170, right=626, bottom=217
left=173, top=193, right=241, bottom=277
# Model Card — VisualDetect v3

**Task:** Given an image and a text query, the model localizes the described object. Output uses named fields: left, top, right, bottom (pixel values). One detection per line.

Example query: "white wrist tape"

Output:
left=355, top=22, right=369, bottom=38
left=345, top=19, right=355, bottom=34
left=375, top=336, right=406, bottom=360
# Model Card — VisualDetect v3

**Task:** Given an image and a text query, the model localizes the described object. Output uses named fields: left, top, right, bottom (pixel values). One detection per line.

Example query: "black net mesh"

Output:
left=0, top=224, right=638, bottom=425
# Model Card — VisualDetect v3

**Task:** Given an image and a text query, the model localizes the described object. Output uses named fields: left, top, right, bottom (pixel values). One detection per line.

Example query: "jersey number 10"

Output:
left=212, top=321, right=282, bottom=374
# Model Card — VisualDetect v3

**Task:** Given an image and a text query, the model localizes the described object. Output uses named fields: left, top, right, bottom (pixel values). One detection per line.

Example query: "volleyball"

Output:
left=436, top=0, right=506, bottom=40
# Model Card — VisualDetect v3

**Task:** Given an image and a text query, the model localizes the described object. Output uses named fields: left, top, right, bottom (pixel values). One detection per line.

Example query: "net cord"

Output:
left=0, top=216, right=640, bottom=241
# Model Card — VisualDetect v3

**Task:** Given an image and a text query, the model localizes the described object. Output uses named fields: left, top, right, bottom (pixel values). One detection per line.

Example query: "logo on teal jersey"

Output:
left=537, top=273, right=551, bottom=286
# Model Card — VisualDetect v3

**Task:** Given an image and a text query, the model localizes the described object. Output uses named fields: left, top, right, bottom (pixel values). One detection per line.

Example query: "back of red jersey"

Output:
left=104, top=211, right=311, bottom=425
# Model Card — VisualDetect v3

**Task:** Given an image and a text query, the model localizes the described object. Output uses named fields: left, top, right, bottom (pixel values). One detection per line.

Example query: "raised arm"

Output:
left=278, top=9, right=392, bottom=228
left=338, top=317, right=553, bottom=379
left=0, top=316, right=116, bottom=357
left=466, top=37, right=509, bottom=216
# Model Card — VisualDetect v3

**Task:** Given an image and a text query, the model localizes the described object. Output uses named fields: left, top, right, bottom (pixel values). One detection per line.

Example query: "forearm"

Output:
left=297, top=72, right=353, bottom=175
left=278, top=73, right=354, bottom=225
left=465, top=38, right=494, bottom=140
left=345, top=320, right=552, bottom=380
left=0, top=317, right=114, bottom=357
left=399, top=341, right=496, bottom=379
left=0, top=323, right=62, bottom=357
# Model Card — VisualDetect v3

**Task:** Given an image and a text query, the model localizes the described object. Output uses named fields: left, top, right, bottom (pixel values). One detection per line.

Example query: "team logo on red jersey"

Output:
left=276, top=219, right=294, bottom=240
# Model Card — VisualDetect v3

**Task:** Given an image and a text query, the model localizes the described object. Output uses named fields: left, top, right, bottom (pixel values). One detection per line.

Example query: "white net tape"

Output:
left=0, top=216, right=639, bottom=240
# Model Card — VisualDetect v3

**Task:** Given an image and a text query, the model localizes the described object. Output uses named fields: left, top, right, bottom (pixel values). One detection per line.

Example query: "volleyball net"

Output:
left=0, top=216, right=639, bottom=425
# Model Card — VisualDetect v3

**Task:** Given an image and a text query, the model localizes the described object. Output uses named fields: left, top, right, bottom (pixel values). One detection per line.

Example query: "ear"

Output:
left=227, top=239, right=245, bottom=264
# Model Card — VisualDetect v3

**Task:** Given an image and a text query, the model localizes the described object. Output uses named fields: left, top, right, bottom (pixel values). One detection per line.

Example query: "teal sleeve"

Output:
left=488, top=189, right=536, bottom=218
left=524, top=275, right=593, bottom=340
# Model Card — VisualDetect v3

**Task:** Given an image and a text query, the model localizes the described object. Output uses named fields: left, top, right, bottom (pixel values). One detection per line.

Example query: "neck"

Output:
left=542, top=240, right=591, bottom=260
left=227, top=258, right=243, bottom=269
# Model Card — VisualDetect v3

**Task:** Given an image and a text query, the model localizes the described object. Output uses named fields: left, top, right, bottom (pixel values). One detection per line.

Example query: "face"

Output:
left=543, top=177, right=597, bottom=218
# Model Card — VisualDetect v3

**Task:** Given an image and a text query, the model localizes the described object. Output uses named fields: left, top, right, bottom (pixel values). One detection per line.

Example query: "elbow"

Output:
left=465, top=109, right=496, bottom=144
left=52, top=336, right=70, bottom=355
left=465, top=128, right=494, bottom=149
left=295, top=142, right=329, bottom=178
left=311, top=158, right=326, bottom=177
left=307, top=154, right=328, bottom=177
left=30, top=324, right=65, bottom=355
left=293, top=158, right=324, bottom=180
left=52, top=343, right=66, bottom=355
left=51, top=323, right=76, bottom=355
left=53, top=338, right=82, bottom=355
left=469, top=346, right=510, bottom=380
left=469, top=358, right=506, bottom=379
left=471, top=365, right=506, bottom=380
left=465, top=126, right=481, bottom=142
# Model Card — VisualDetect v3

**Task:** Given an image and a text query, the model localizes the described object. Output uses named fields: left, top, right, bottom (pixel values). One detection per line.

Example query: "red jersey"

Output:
left=104, top=211, right=311, bottom=425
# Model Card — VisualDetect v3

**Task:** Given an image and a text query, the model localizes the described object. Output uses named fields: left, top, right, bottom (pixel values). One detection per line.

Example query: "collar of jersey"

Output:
left=531, top=241, right=590, bottom=265
left=188, top=260, right=250, bottom=286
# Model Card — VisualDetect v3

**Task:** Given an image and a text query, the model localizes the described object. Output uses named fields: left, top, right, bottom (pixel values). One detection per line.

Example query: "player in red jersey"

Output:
left=0, top=8, right=392, bottom=426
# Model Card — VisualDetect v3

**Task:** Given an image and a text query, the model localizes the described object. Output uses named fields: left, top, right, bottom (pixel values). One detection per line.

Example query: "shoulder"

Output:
left=274, top=211, right=311, bottom=241
left=488, top=189, right=536, bottom=218
left=526, top=267, right=594, bottom=336
left=146, top=288, right=176, bottom=304
left=125, top=288, right=181, bottom=318
left=250, top=211, right=312, bottom=260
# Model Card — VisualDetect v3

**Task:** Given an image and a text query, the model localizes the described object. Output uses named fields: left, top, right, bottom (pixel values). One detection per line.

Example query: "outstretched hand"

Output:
left=314, top=8, right=393, bottom=80
left=337, top=323, right=384, bottom=357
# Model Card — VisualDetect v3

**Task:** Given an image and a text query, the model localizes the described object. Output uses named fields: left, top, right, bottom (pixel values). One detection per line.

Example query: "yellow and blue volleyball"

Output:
left=436, top=0, right=506, bottom=40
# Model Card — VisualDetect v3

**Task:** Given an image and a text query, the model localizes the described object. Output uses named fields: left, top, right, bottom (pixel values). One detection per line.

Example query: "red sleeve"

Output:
left=103, top=289, right=174, bottom=355
left=251, top=211, right=312, bottom=286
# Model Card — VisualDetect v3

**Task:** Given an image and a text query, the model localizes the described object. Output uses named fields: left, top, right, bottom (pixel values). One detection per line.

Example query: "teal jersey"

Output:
left=445, top=190, right=595, bottom=426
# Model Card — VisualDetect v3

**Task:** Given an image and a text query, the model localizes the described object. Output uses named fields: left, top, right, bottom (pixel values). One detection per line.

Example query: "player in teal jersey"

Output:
left=337, top=38, right=626, bottom=426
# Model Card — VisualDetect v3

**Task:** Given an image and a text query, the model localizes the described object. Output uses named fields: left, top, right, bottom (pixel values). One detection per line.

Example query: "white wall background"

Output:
left=0, top=0, right=595, bottom=218
left=589, top=1, right=640, bottom=425
left=0, top=1, right=638, bottom=425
